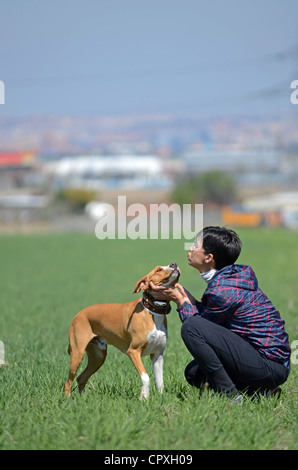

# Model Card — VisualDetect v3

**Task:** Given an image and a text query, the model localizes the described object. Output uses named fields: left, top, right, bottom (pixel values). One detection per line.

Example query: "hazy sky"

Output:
left=0, top=0, right=297, bottom=116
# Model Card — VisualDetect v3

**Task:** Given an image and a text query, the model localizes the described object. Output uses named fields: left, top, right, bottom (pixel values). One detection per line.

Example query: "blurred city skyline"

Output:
left=0, top=0, right=298, bottom=117
left=1, top=1, right=298, bottom=234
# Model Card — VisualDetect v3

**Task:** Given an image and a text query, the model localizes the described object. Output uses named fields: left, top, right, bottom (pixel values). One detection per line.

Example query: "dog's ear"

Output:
left=132, top=276, right=149, bottom=293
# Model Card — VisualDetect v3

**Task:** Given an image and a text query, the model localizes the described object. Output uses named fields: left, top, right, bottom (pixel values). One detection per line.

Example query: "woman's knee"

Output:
left=181, top=316, right=197, bottom=342
left=181, top=315, right=204, bottom=344
left=181, top=318, right=190, bottom=343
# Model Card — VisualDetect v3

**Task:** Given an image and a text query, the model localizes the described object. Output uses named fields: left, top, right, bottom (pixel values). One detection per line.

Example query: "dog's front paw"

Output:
left=139, top=372, right=150, bottom=400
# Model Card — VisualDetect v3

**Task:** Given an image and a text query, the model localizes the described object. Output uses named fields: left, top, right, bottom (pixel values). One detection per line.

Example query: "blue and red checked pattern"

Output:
left=177, top=264, right=291, bottom=365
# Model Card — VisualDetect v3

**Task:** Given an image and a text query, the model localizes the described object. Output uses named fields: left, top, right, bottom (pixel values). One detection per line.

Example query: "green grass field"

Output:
left=0, top=229, right=297, bottom=450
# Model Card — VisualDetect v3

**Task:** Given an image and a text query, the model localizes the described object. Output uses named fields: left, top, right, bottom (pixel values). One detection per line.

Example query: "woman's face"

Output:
left=187, top=236, right=215, bottom=272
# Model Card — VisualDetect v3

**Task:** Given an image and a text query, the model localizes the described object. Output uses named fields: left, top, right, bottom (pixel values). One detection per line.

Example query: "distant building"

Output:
left=45, top=155, right=177, bottom=190
left=182, top=148, right=281, bottom=174
left=222, top=191, right=298, bottom=229
left=0, top=152, right=38, bottom=190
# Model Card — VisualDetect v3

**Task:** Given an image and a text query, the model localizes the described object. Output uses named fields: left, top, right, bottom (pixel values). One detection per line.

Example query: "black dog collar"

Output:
left=142, top=289, right=171, bottom=315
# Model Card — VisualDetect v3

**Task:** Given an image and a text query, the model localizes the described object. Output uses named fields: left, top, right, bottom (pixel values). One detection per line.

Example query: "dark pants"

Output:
left=181, top=316, right=290, bottom=396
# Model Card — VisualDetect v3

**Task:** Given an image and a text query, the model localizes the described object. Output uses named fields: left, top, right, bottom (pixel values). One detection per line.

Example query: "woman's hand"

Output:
left=148, top=282, right=191, bottom=307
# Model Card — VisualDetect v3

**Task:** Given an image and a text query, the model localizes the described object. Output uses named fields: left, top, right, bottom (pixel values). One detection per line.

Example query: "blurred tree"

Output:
left=171, top=171, right=237, bottom=206
left=57, top=188, right=96, bottom=211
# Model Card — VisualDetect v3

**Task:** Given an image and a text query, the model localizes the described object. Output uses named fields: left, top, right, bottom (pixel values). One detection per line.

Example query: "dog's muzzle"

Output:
left=169, top=262, right=180, bottom=274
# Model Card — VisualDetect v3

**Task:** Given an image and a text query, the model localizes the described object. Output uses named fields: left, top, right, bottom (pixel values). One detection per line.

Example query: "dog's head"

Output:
left=133, top=263, right=180, bottom=294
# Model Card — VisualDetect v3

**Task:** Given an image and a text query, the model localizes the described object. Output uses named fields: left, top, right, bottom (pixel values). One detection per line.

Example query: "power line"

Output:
left=5, top=44, right=297, bottom=88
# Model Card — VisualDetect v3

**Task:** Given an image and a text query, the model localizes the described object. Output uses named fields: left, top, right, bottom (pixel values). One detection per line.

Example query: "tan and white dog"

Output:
left=64, top=263, right=180, bottom=399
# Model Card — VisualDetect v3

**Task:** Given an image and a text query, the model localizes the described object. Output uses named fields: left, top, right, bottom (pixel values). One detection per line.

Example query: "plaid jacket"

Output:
left=177, top=264, right=291, bottom=365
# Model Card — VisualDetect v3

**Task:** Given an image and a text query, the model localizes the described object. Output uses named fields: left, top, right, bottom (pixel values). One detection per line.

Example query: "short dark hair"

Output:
left=197, top=226, right=242, bottom=270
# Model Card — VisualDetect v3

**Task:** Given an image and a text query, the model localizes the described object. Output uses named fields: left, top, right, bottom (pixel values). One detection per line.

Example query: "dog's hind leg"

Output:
left=64, top=349, right=85, bottom=397
left=64, top=316, right=96, bottom=397
left=77, top=338, right=107, bottom=394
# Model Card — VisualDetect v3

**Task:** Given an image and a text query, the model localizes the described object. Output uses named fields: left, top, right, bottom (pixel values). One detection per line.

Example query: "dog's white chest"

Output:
left=142, top=315, right=167, bottom=357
